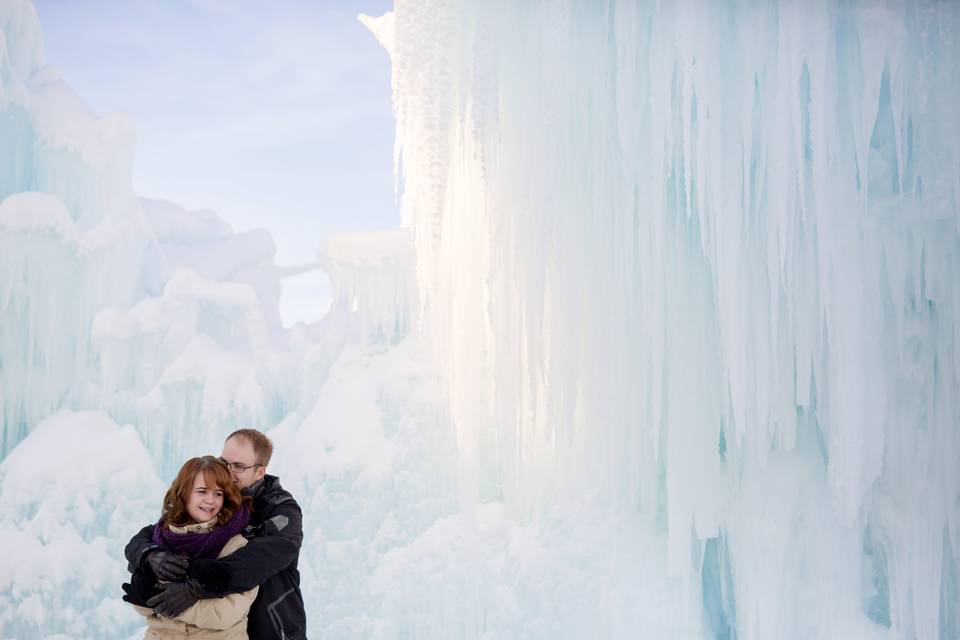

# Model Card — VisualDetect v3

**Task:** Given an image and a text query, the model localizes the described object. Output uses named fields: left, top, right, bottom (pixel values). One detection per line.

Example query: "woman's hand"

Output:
left=146, top=578, right=205, bottom=618
left=122, top=568, right=161, bottom=607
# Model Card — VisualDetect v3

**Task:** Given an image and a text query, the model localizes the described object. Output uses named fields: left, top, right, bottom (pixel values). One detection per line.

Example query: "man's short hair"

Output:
left=226, top=428, right=274, bottom=466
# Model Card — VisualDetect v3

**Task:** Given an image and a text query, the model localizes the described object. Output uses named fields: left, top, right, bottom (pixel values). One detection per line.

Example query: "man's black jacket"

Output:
left=125, top=475, right=307, bottom=640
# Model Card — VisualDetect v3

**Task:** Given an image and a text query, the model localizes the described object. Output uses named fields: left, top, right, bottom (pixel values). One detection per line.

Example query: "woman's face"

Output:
left=186, top=471, right=224, bottom=523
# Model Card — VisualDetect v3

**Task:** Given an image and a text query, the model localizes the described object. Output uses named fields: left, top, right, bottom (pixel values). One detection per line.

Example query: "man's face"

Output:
left=220, top=437, right=267, bottom=490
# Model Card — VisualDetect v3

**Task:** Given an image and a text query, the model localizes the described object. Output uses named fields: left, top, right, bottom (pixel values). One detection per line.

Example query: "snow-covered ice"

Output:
left=1, top=0, right=959, bottom=638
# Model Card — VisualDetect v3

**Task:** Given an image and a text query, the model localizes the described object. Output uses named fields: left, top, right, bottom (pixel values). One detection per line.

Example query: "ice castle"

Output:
left=1, top=1, right=958, bottom=638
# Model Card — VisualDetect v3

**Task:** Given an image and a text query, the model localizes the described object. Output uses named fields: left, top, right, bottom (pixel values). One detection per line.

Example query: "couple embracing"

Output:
left=122, top=429, right=307, bottom=640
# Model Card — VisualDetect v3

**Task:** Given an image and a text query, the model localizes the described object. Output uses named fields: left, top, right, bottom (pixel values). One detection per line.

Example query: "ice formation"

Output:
left=1, top=0, right=958, bottom=639
left=319, top=228, right=417, bottom=344
left=0, top=411, right=163, bottom=638
left=384, top=0, right=960, bottom=638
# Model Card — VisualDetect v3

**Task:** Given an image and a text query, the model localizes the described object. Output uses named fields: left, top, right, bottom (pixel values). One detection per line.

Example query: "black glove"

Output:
left=145, top=550, right=190, bottom=581
left=123, top=567, right=166, bottom=607
left=188, top=557, right=230, bottom=593
left=122, top=582, right=143, bottom=606
left=122, top=566, right=164, bottom=607
left=146, top=578, right=205, bottom=618
left=121, top=579, right=150, bottom=607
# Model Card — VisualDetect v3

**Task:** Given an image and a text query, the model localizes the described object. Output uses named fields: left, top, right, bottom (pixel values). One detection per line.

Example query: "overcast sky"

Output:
left=31, top=0, right=397, bottom=326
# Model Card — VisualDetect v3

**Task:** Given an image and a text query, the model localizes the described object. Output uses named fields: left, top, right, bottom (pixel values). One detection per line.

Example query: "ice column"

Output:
left=0, top=0, right=148, bottom=457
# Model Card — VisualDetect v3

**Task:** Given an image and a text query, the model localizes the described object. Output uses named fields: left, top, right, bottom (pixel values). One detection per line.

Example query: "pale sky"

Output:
left=31, top=0, right=397, bottom=326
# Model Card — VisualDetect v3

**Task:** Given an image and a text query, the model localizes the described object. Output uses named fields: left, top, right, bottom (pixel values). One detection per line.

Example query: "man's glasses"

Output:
left=219, top=457, right=263, bottom=473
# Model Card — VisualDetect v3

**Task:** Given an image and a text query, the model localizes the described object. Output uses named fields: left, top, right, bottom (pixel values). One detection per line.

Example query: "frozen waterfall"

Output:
left=1, top=0, right=959, bottom=638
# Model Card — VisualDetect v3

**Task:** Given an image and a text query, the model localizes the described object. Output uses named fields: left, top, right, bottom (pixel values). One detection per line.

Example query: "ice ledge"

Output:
left=319, top=227, right=417, bottom=343
left=0, top=191, right=145, bottom=254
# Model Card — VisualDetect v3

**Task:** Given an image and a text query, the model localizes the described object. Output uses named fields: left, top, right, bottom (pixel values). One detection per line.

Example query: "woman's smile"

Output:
left=186, top=472, right=225, bottom=523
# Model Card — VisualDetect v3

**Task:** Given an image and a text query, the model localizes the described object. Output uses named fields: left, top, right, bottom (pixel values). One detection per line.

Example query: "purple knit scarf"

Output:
left=152, top=504, right=250, bottom=560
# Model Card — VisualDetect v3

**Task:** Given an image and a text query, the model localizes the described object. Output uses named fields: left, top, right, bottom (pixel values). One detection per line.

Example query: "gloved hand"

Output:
left=146, top=578, right=204, bottom=618
left=121, top=581, right=150, bottom=607
left=123, top=564, right=166, bottom=607
left=121, top=582, right=141, bottom=606
left=145, top=550, right=190, bottom=581
left=188, top=557, right=230, bottom=592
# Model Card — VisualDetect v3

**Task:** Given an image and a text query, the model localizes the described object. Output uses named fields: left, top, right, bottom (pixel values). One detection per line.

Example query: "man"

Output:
left=125, top=429, right=307, bottom=639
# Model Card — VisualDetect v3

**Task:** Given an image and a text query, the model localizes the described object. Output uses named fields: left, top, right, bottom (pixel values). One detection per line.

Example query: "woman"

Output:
left=123, top=456, right=257, bottom=639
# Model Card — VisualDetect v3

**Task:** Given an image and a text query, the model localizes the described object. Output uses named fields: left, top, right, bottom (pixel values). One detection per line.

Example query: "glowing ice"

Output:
left=385, top=1, right=960, bottom=638
left=1, top=0, right=958, bottom=638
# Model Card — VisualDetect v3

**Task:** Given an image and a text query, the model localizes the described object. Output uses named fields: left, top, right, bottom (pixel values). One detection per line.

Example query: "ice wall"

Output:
left=0, top=0, right=148, bottom=457
left=0, top=0, right=293, bottom=474
left=385, top=1, right=960, bottom=638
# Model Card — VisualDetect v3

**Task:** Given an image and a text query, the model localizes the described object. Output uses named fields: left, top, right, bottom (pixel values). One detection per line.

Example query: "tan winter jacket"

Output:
left=133, top=533, right=258, bottom=640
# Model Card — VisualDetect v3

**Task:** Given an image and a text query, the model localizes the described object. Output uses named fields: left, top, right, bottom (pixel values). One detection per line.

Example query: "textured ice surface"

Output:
left=1, top=0, right=959, bottom=638
left=0, top=410, right=162, bottom=638
left=385, top=0, right=960, bottom=638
